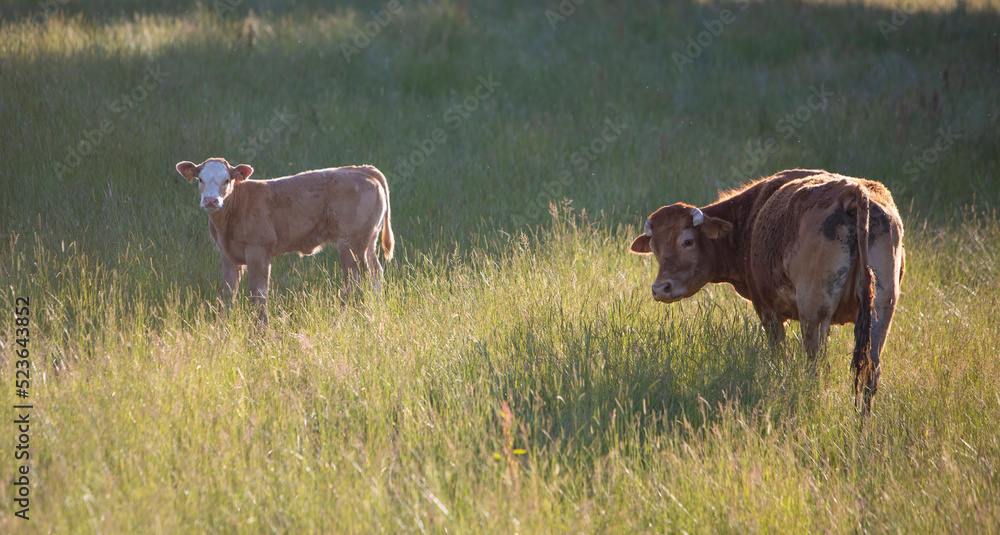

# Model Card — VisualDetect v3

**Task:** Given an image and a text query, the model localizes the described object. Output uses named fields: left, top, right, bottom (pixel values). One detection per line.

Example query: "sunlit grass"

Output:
left=2, top=206, right=998, bottom=532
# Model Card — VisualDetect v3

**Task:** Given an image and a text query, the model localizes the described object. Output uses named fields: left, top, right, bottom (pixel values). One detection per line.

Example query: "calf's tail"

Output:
left=850, top=185, right=876, bottom=412
left=372, top=167, right=395, bottom=261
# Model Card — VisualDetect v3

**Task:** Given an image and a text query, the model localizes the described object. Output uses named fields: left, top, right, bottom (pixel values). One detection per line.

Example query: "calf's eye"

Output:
left=683, top=239, right=693, bottom=247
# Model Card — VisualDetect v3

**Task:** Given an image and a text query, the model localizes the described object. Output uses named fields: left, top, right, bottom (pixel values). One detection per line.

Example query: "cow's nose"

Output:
left=202, top=197, right=221, bottom=208
left=652, top=280, right=672, bottom=299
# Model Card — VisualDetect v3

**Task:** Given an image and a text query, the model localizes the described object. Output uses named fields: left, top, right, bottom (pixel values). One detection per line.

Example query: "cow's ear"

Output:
left=232, top=164, right=253, bottom=181
left=701, top=216, right=732, bottom=239
left=630, top=234, right=652, bottom=254
left=176, top=161, right=198, bottom=182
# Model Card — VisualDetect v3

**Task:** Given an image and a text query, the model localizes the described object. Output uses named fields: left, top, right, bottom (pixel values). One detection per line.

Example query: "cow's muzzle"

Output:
left=651, top=280, right=685, bottom=303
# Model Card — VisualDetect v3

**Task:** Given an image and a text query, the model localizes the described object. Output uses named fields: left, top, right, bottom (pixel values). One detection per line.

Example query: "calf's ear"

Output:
left=176, top=161, right=198, bottom=182
left=701, top=216, right=732, bottom=239
left=630, top=234, right=652, bottom=254
left=232, top=164, right=254, bottom=181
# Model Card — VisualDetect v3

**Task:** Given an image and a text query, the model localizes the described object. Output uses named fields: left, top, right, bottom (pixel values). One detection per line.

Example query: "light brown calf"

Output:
left=630, top=170, right=904, bottom=414
left=176, top=158, right=394, bottom=323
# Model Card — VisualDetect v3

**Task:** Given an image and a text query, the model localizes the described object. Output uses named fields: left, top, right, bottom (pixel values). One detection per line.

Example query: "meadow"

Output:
left=1, top=0, right=999, bottom=532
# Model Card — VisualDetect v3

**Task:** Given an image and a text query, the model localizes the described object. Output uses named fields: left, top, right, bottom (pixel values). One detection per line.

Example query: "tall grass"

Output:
left=2, top=1, right=999, bottom=532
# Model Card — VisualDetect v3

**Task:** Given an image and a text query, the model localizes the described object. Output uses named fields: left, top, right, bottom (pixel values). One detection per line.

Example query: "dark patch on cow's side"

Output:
left=826, top=266, right=849, bottom=297
left=821, top=209, right=857, bottom=247
left=821, top=210, right=847, bottom=241
left=868, top=203, right=891, bottom=245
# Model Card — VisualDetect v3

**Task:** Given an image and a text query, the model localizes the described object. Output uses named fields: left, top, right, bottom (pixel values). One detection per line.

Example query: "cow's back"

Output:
left=745, top=172, right=901, bottom=320
left=717, top=169, right=825, bottom=217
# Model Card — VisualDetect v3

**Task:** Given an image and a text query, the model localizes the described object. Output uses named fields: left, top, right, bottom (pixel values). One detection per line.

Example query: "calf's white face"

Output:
left=175, top=158, right=253, bottom=213
left=197, top=160, right=233, bottom=212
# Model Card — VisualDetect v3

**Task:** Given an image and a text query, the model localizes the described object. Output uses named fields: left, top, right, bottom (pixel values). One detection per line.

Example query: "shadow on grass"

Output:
left=446, top=294, right=830, bottom=462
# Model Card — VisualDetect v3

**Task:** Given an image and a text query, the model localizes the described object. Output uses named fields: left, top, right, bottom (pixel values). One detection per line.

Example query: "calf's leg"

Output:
left=338, top=244, right=363, bottom=302
left=245, top=246, right=272, bottom=325
left=220, top=253, right=244, bottom=305
left=366, top=237, right=384, bottom=291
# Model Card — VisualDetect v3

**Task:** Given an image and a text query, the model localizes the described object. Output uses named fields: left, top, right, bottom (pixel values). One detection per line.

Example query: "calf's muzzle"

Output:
left=202, top=196, right=222, bottom=210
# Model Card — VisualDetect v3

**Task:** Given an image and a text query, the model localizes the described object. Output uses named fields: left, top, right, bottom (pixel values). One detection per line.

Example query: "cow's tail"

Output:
left=371, top=167, right=395, bottom=262
left=850, top=185, right=876, bottom=413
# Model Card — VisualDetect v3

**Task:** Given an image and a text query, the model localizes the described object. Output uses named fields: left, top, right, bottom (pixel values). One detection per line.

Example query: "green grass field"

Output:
left=2, top=0, right=999, bottom=532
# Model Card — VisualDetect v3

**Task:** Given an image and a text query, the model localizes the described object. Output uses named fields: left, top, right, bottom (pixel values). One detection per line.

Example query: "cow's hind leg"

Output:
left=799, top=314, right=833, bottom=362
left=792, top=257, right=853, bottom=404
left=796, top=268, right=844, bottom=362
left=755, top=307, right=786, bottom=349
left=787, top=207, right=855, bottom=375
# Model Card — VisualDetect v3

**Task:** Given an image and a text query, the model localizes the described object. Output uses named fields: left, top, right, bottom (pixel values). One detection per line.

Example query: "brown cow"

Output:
left=630, top=169, right=904, bottom=414
left=175, top=158, right=394, bottom=323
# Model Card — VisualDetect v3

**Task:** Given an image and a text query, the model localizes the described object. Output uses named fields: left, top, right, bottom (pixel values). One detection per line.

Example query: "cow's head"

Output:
left=175, top=158, right=253, bottom=213
left=630, top=203, right=733, bottom=303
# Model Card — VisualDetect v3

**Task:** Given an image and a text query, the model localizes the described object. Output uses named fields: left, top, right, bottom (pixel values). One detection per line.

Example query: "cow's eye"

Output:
left=682, top=239, right=693, bottom=248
